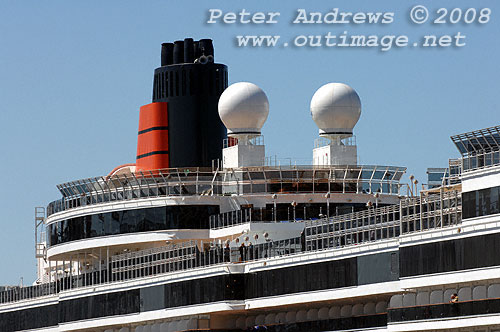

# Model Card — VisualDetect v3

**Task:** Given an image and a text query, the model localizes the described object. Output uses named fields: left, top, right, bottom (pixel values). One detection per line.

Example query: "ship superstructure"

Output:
left=1, top=38, right=500, bottom=332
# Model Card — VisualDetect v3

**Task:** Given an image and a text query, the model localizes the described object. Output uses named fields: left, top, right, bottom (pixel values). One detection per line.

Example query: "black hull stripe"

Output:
left=136, top=151, right=169, bottom=159
left=138, top=126, right=169, bottom=135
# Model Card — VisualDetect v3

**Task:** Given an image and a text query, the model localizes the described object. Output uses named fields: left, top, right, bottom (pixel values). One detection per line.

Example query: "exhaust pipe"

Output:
left=161, top=43, right=174, bottom=66
left=199, top=39, right=214, bottom=57
left=173, top=40, right=184, bottom=64
left=183, top=38, right=194, bottom=63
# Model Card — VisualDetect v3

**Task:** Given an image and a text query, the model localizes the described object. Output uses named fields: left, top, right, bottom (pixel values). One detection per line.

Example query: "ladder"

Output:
left=35, top=207, right=46, bottom=259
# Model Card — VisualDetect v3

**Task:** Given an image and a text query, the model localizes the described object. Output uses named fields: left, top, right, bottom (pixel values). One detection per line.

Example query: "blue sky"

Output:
left=0, top=0, right=498, bottom=284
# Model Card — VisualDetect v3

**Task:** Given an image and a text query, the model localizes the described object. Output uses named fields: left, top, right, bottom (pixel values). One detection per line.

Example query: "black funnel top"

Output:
left=160, top=38, right=215, bottom=66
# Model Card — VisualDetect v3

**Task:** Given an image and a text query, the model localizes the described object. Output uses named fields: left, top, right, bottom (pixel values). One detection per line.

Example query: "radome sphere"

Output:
left=310, top=83, right=361, bottom=138
left=218, top=82, right=269, bottom=136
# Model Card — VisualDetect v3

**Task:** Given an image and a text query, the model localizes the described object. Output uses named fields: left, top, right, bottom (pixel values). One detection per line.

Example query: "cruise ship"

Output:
left=1, top=38, right=500, bottom=332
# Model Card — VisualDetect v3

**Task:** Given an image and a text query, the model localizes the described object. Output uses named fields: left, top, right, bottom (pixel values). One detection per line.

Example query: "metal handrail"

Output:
left=1, top=192, right=462, bottom=306
left=46, top=165, right=406, bottom=217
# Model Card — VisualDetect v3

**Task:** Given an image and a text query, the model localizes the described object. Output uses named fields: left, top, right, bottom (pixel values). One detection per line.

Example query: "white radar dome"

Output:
left=218, top=82, right=269, bottom=137
left=310, top=83, right=361, bottom=139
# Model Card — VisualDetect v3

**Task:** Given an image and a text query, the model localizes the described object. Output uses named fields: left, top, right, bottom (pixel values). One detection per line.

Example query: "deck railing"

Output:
left=305, top=190, right=461, bottom=250
left=1, top=191, right=460, bottom=306
left=0, top=237, right=302, bottom=305
left=47, top=165, right=405, bottom=217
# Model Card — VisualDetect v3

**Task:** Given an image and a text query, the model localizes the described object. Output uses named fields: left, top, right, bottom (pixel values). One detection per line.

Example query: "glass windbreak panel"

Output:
left=265, top=171, right=281, bottom=180
left=372, top=170, right=385, bottom=180
left=333, top=170, right=345, bottom=179
left=248, top=171, right=265, bottom=180
left=238, top=171, right=251, bottom=181
left=297, top=170, right=313, bottom=180
left=252, top=184, right=266, bottom=193
left=281, top=182, right=297, bottom=193
left=230, top=171, right=246, bottom=181
left=268, top=183, right=282, bottom=193
left=330, top=182, right=342, bottom=193
left=428, top=172, right=445, bottom=182
left=393, top=171, right=405, bottom=181
left=371, top=182, right=382, bottom=193
left=280, top=171, right=296, bottom=180
left=361, top=169, right=374, bottom=181
left=392, top=184, right=399, bottom=194
left=314, top=181, right=329, bottom=192
left=223, top=185, right=238, bottom=195
left=485, top=153, right=493, bottom=166
left=296, top=182, right=313, bottom=193
left=197, top=184, right=212, bottom=194
left=344, top=182, right=357, bottom=193
left=181, top=185, right=197, bottom=195
left=197, top=172, right=213, bottom=180
left=463, top=158, right=470, bottom=171
left=383, top=170, right=395, bottom=181
left=178, top=170, right=199, bottom=181
left=314, top=170, right=329, bottom=179
left=242, top=184, right=252, bottom=193
left=469, top=156, right=478, bottom=169
left=345, top=169, right=361, bottom=180
left=224, top=172, right=239, bottom=182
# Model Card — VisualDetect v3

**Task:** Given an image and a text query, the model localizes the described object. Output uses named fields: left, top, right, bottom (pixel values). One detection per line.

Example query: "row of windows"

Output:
left=16, top=238, right=500, bottom=331
left=388, top=298, right=500, bottom=323
left=59, top=289, right=140, bottom=323
left=153, top=65, right=228, bottom=100
left=462, top=185, right=500, bottom=219
left=463, top=151, right=500, bottom=171
left=244, top=257, right=358, bottom=298
left=0, top=301, right=385, bottom=332
left=0, top=253, right=389, bottom=331
left=0, top=304, right=58, bottom=332
left=263, top=315, right=387, bottom=332
left=400, top=232, right=500, bottom=277
left=48, top=205, right=219, bottom=246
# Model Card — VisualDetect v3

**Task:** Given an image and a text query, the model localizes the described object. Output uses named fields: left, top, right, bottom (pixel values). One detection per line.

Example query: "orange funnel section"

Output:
left=136, top=102, right=169, bottom=171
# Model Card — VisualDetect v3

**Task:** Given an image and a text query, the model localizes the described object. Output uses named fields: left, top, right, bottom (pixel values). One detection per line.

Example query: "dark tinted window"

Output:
left=400, top=232, right=500, bottom=277
left=48, top=205, right=219, bottom=246
left=462, top=185, right=500, bottom=219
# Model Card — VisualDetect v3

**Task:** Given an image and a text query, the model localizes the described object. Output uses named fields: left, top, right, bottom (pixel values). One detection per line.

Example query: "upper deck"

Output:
left=46, top=164, right=406, bottom=217
left=451, top=124, right=500, bottom=172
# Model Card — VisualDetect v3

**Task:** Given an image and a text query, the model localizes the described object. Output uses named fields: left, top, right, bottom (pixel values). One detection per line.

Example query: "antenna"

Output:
left=311, top=83, right=361, bottom=166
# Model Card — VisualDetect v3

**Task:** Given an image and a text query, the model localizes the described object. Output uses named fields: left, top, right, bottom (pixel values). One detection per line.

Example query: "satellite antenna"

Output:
left=218, top=82, right=269, bottom=168
left=310, top=83, right=362, bottom=166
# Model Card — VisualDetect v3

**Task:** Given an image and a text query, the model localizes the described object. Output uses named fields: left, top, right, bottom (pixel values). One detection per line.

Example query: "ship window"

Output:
left=462, top=185, right=500, bottom=219
left=400, top=232, right=500, bottom=277
left=47, top=205, right=219, bottom=246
